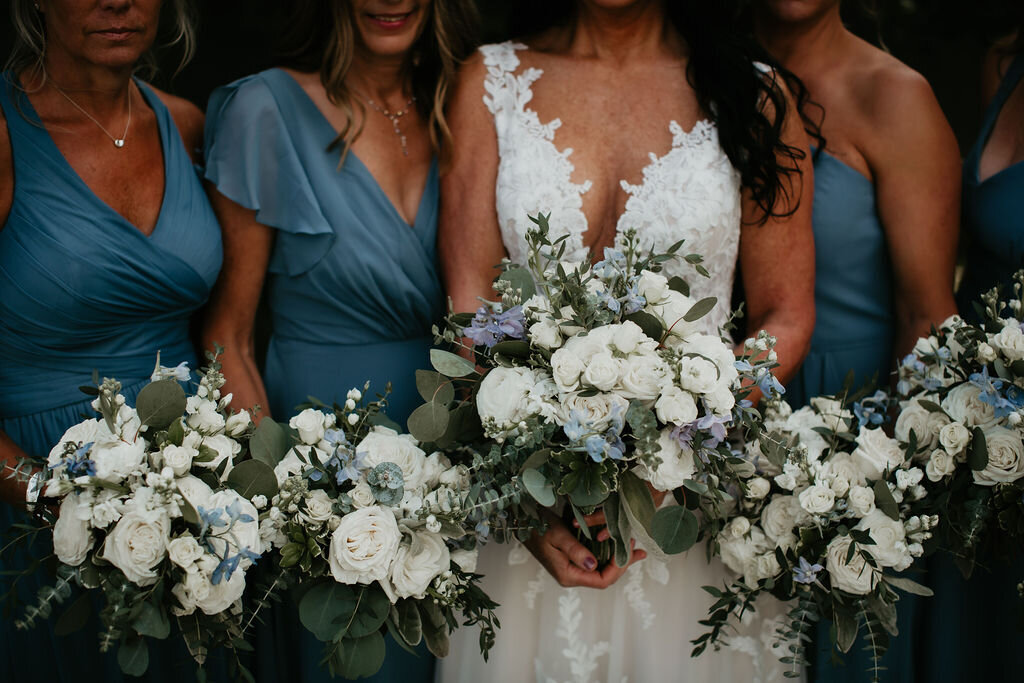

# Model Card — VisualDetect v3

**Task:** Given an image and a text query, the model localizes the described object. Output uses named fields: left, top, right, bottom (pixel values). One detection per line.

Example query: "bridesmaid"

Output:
left=755, top=1, right=960, bottom=681
left=201, top=1, right=478, bottom=681
left=0, top=1, right=220, bottom=681
left=921, top=25, right=1024, bottom=683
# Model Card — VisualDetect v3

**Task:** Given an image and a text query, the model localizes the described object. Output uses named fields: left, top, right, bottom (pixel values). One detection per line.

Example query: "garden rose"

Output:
left=328, top=506, right=401, bottom=597
left=391, top=531, right=450, bottom=600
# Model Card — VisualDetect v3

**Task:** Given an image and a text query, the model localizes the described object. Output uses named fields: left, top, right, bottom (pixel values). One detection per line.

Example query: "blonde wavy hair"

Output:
left=5, top=0, right=196, bottom=82
left=278, top=0, right=480, bottom=163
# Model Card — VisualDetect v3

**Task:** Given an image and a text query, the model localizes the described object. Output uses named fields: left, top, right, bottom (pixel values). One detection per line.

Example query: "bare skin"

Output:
left=203, top=0, right=435, bottom=421
left=978, top=35, right=1024, bottom=182
left=0, top=0, right=204, bottom=505
left=756, top=0, right=960, bottom=358
left=441, top=0, right=815, bottom=587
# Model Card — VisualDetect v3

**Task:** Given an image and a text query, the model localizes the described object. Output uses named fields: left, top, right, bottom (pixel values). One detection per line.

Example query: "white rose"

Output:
left=557, top=391, right=630, bottom=432
left=846, top=485, right=875, bottom=517
left=761, top=496, right=802, bottom=546
left=421, top=453, right=451, bottom=490
left=102, top=507, right=170, bottom=585
left=724, top=516, right=751, bottom=540
left=175, top=475, right=214, bottom=512
left=53, top=493, right=93, bottom=566
left=633, top=429, right=695, bottom=491
left=290, top=408, right=328, bottom=446
left=186, top=399, right=226, bottom=435
left=204, top=490, right=261, bottom=567
left=162, top=444, right=195, bottom=477
left=618, top=355, right=669, bottom=401
left=894, top=399, right=948, bottom=453
left=826, top=535, right=879, bottom=595
left=177, top=555, right=247, bottom=616
left=357, top=427, right=428, bottom=492
left=810, top=397, right=852, bottom=433
left=301, top=489, right=336, bottom=525
left=719, top=527, right=770, bottom=586
left=349, top=480, right=376, bottom=509
left=747, top=477, right=771, bottom=500
left=855, top=509, right=911, bottom=571
left=168, top=535, right=204, bottom=570
left=551, top=347, right=586, bottom=393
left=91, top=437, right=147, bottom=484
left=679, top=334, right=740, bottom=386
left=188, top=433, right=240, bottom=481
left=939, top=422, right=971, bottom=455
left=704, top=384, right=736, bottom=416
left=272, top=446, right=329, bottom=484
left=991, top=322, right=1024, bottom=361
left=828, top=454, right=866, bottom=488
left=477, top=367, right=555, bottom=434
left=529, top=319, right=563, bottom=350
left=450, top=548, right=478, bottom=574
left=47, top=419, right=106, bottom=470
left=784, top=407, right=830, bottom=463
left=636, top=271, right=669, bottom=304
left=977, top=342, right=998, bottom=363
left=895, top=467, right=924, bottom=490
left=925, top=449, right=957, bottom=482
left=851, top=428, right=905, bottom=481
left=390, top=531, right=451, bottom=600
left=798, top=484, right=836, bottom=515
left=942, top=384, right=996, bottom=429
left=328, top=506, right=402, bottom=599
left=225, top=410, right=251, bottom=437
left=754, top=552, right=782, bottom=582
left=608, top=321, right=653, bottom=355
left=677, top=356, right=720, bottom=395
left=438, top=463, right=471, bottom=491
left=974, top=426, right=1024, bottom=485
left=582, top=352, right=622, bottom=392
left=654, top=386, right=699, bottom=426
left=648, top=290, right=701, bottom=344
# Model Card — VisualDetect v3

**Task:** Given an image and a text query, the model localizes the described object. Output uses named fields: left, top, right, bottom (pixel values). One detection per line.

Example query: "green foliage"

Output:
left=429, top=349, right=476, bottom=378
left=136, top=380, right=187, bottom=431
left=226, top=459, right=279, bottom=501
left=650, top=506, right=698, bottom=555
left=250, top=418, right=291, bottom=467
left=521, top=468, right=556, bottom=507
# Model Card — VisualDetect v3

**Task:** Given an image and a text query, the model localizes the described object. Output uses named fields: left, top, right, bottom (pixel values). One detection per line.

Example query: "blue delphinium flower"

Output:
left=757, top=370, right=786, bottom=399
left=793, top=556, right=824, bottom=587
left=212, top=552, right=241, bottom=586
left=225, top=498, right=255, bottom=524
left=592, top=248, right=627, bottom=280
left=596, top=289, right=622, bottom=314
left=197, top=505, right=226, bottom=539
left=970, top=367, right=1017, bottom=418
left=562, top=410, right=590, bottom=442
left=62, top=441, right=97, bottom=478
left=463, top=305, right=527, bottom=348
left=853, top=390, right=888, bottom=428
left=622, top=282, right=647, bottom=315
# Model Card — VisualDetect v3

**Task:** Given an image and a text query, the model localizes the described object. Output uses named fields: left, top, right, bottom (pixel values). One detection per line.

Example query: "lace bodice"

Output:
left=481, top=41, right=743, bottom=333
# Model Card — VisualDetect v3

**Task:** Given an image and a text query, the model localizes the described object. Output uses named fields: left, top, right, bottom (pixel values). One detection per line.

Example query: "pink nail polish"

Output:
left=584, top=557, right=597, bottom=571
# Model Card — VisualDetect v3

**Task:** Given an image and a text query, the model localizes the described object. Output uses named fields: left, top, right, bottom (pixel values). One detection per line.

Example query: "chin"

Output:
left=81, top=33, right=153, bottom=70
left=760, top=0, right=839, bottom=23
left=356, top=3, right=428, bottom=59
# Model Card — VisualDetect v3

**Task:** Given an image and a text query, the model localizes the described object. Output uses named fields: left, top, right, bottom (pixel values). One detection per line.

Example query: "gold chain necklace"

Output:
left=52, top=82, right=132, bottom=149
left=364, top=94, right=416, bottom=157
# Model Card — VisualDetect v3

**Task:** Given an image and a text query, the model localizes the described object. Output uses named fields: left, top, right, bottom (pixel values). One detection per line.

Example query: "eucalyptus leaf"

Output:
left=226, top=459, right=279, bottom=501
left=166, top=418, right=185, bottom=447
left=968, top=426, right=988, bottom=471
left=519, top=448, right=552, bottom=473
left=624, top=312, right=664, bottom=342
left=497, top=266, right=536, bottom=301
left=492, top=340, right=532, bottom=359
left=521, top=468, right=556, bottom=507
left=650, top=506, right=698, bottom=555
left=335, top=587, right=390, bottom=639
left=136, top=380, right=187, bottom=431
left=604, top=494, right=629, bottom=567
left=132, top=601, right=170, bottom=639
left=332, top=632, right=386, bottom=679
left=117, top=637, right=149, bottom=677
left=54, top=592, right=91, bottom=636
left=667, top=276, right=690, bottom=297
left=250, top=418, right=291, bottom=467
left=299, top=582, right=357, bottom=642
left=178, top=613, right=207, bottom=666
left=429, top=349, right=476, bottom=378
left=415, top=370, right=455, bottom=406
left=567, top=464, right=610, bottom=508
left=872, top=479, right=900, bottom=521
left=917, top=400, right=945, bottom=414
left=683, top=297, right=717, bottom=323
left=407, top=400, right=450, bottom=443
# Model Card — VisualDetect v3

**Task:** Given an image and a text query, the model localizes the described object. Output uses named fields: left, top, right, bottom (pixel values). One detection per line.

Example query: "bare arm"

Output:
left=202, top=186, right=274, bottom=420
left=868, top=70, right=960, bottom=357
left=740, top=84, right=817, bottom=390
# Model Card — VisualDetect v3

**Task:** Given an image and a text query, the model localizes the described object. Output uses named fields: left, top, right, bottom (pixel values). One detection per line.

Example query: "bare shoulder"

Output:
left=147, top=84, right=205, bottom=158
left=981, top=36, right=1019, bottom=107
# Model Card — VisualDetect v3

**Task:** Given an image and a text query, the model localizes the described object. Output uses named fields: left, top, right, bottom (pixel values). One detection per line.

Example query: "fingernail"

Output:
left=572, top=519, right=579, bottom=528
left=583, top=557, right=597, bottom=571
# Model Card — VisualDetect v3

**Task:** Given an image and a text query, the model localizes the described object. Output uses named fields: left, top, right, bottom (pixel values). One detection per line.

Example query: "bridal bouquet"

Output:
left=699, top=395, right=937, bottom=680
left=14, top=352, right=267, bottom=677
left=411, top=216, right=784, bottom=567
left=254, top=391, right=497, bottom=679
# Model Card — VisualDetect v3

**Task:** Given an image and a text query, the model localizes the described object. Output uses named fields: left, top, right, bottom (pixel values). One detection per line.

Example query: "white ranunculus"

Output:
left=784, top=407, right=830, bottom=462
left=582, top=351, right=622, bottom=392
left=809, top=397, right=853, bottom=433
left=349, top=480, right=376, bottom=508
left=608, top=321, right=653, bottom=355
left=633, top=429, right=695, bottom=491
left=391, top=531, right=451, bottom=600
left=53, top=493, right=93, bottom=566
left=654, top=386, right=699, bottom=426
left=175, top=475, right=214, bottom=513
left=636, top=271, right=669, bottom=304
left=925, top=448, right=957, bottom=482
left=618, top=355, right=669, bottom=401
left=991, top=322, right=1024, bottom=361
left=529, top=319, right=563, bottom=350
left=851, top=428, right=905, bottom=481
left=939, top=422, right=971, bottom=455
left=677, top=356, right=719, bottom=395
left=894, top=399, right=948, bottom=453
left=855, top=509, right=911, bottom=571
left=225, top=410, right=251, bottom=437
left=163, top=444, right=196, bottom=477
left=942, top=384, right=997, bottom=429
left=974, top=426, right=1024, bottom=485
left=102, top=506, right=170, bottom=585
left=760, top=495, right=802, bottom=545
left=826, top=535, right=879, bottom=595
left=557, top=391, right=630, bottom=432
left=747, top=477, right=771, bottom=500
left=301, top=489, right=335, bottom=526
left=329, top=507, right=401, bottom=599
left=847, top=485, right=876, bottom=517
left=450, top=548, right=478, bottom=574
left=168, top=535, right=204, bottom=570
left=290, top=408, right=329, bottom=445
left=798, top=484, right=836, bottom=515
left=477, top=367, right=556, bottom=435
left=91, top=437, right=147, bottom=484
left=357, top=426, right=428, bottom=491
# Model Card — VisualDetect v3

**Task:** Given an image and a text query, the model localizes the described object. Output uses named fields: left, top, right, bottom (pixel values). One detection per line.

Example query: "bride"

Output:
left=438, top=1, right=815, bottom=680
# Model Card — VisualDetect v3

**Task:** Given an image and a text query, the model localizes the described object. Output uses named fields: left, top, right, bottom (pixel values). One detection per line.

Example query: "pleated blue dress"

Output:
left=0, top=74, right=222, bottom=681
left=919, top=51, right=1024, bottom=683
left=204, top=68, right=442, bottom=683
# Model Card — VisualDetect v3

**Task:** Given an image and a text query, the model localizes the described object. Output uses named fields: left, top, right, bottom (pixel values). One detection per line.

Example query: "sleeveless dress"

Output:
left=439, top=41, right=789, bottom=683
left=917, top=51, right=1024, bottom=683
left=0, top=73, right=222, bottom=681
left=204, top=68, right=443, bottom=683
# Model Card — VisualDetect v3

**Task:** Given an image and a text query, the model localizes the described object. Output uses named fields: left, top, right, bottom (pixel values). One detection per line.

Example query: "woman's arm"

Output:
left=868, top=68, right=960, bottom=356
left=740, top=85, right=817, bottom=389
left=202, top=186, right=274, bottom=420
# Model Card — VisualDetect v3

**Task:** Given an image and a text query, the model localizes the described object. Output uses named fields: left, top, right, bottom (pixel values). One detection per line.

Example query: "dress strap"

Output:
left=479, top=41, right=533, bottom=118
left=978, top=53, right=1024, bottom=144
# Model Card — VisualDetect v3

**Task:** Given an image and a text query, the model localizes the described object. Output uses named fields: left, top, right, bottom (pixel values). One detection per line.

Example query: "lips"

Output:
left=366, top=10, right=415, bottom=30
left=92, top=27, right=141, bottom=41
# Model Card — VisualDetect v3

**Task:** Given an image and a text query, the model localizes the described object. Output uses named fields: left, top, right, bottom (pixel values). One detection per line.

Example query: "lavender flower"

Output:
left=463, top=305, right=527, bottom=348
left=793, top=556, right=824, bottom=587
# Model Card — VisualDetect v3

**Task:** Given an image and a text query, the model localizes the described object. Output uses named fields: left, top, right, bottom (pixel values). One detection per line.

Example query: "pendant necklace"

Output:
left=52, top=82, right=132, bottom=149
left=365, top=94, right=416, bottom=156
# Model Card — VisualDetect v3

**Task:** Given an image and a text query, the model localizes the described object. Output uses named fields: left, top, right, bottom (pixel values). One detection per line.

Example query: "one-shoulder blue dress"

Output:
left=919, top=52, right=1024, bottom=683
left=783, top=150, right=921, bottom=682
left=204, top=68, right=442, bottom=683
left=0, top=73, right=222, bottom=681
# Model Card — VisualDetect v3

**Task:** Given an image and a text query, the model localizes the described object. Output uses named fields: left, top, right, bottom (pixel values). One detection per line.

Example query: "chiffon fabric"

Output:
left=0, top=72, right=222, bottom=681
left=204, top=68, right=443, bottom=683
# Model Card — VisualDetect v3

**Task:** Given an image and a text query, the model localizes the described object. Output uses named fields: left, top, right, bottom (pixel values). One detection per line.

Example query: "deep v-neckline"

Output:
left=272, top=68, right=435, bottom=231
left=974, top=55, right=1024, bottom=186
left=19, top=77, right=171, bottom=239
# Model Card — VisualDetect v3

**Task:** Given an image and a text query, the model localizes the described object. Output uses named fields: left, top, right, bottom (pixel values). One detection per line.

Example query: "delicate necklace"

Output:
left=52, top=82, right=132, bottom=149
left=364, top=94, right=416, bottom=157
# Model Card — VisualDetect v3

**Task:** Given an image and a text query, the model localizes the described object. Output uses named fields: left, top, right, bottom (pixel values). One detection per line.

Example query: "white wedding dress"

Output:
left=438, top=42, right=791, bottom=683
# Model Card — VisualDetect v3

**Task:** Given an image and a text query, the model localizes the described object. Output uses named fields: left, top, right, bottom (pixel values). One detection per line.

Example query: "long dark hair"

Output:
left=276, top=0, right=480, bottom=161
left=504, top=0, right=808, bottom=223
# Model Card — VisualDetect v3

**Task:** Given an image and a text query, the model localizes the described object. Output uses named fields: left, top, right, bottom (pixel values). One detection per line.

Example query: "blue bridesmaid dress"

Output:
left=918, top=51, right=1024, bottom=683
left=783, top=150, right=921, bottom=682
left=204, top=68, right=442, bottom=683
left=0, top=74, right=222, bottom=681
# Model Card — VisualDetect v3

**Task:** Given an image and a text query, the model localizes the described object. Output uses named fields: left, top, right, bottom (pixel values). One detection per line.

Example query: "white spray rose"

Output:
left=53, top=493, right=93, bottom=566
left=582, top=352, right=622, bottom=392
left=633, top=429, right=695, bottom=491
left=855, top=510, right=911, bottom=571
left=477, top=366, right=556, bottom=435
left=677, top=356, right=719, bottom=395
left=991, top=322, right=1024, bottom=361
left=747, top=477, right=771, bottom=500
left=761, top=496, right=803, bottom=547
left=91, top=437, right=147, bottom=484
left=450, top=548, right=478, bottom=574
left=168, top=535, right=205, bottom=570
left=289, top=409, right=328, bottom=445
left=390, top=531, right=451, bottom=600
left=551, top=348, right=586, bottom=393
left=894, top=399, right=948, bottom=452
left=557, top=391, right=630, bottom=432
left=847, top=485, right=876, bottom=517
left=102, top=506, right=170, bottom=586
left=225, top=410, right=251, bottom=437
left=826, top=535, right=879, bottom=595
left=973, top=426, right=1024, bottom=485
left=636, top=271, right=669, bottom=304
left=939, top=422, right=971, bottom=455
left=648, top=290, right=701, bottom=345
left=357, top=426, right=428, bottom=491
left=162, top=444, right=195, bottom=477
left=618, top=355, right=669, bottom=401
left=810, top=397, right=853, bottom=433
left=47, top=420, right=106, bottom=470
left=301, top=489, right=336, bottom=526
left=798, top=484, right=836, bottom=515
left=828, top=453, right=867, bottom=489
left=328, top=506, right=401, bottom=599
left=942, top=384, right=997, bottom=429
left=925, top=449, right=957, bottom=482
left=349, top=480, right=377, bottom=509
left=851, top=428, right=905, bottom=481
left=529, top=319, right=563, bottom=350
left=654, top=386, right=699, bottom=426
left=679, top=334, right=740, bottom=386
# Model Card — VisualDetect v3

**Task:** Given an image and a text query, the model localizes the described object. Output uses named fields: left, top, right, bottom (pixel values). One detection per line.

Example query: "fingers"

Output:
left=581, top=510, right=607, bottom=527
left=548, top=521, right=599, bottom=572
left=596, top=542, right=648, bottom=586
